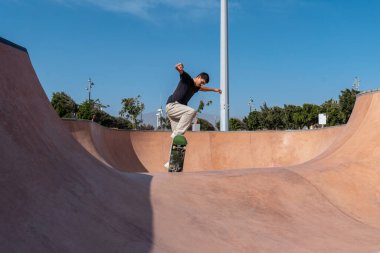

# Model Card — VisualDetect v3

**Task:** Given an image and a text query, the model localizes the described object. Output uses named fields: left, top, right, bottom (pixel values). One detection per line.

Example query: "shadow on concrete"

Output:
left=0, top=37, right=153, bottom=253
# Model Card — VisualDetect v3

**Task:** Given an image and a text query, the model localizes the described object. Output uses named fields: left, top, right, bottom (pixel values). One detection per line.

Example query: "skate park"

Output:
left=2, top=34, right=380, bottom=253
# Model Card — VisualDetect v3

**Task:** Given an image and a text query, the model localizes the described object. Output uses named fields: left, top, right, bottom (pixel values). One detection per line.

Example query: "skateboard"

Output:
left=168, top=135, right=187, bottom=172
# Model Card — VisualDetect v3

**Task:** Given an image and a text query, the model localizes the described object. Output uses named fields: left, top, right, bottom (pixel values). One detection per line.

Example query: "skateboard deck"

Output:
left=168, top=135, right=187, bottom=172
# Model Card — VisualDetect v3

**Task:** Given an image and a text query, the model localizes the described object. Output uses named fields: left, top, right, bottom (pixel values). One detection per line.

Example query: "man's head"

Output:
left=194, top=72, right=209, bottom=87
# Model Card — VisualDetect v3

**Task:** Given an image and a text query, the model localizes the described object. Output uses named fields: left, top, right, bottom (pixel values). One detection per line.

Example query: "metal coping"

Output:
left=0, top=37, right=27, bottom=53
left=357, top=88, right=380, bottom=97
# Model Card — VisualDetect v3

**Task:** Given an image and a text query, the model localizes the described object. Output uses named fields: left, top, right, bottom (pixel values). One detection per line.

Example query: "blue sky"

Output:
left=2, top=0, right=380, bottom=120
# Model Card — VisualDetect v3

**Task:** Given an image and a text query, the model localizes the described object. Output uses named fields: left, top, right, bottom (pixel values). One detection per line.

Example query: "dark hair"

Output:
left=197, top=72, right=209, bottom=84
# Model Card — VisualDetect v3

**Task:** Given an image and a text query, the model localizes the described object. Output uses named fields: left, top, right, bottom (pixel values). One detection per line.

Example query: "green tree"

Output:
left=96, top=111, right=132, bottom=129
left=96, top=110, right=114, bottom=127
left=284, top=105, right=303, bottom=129
left=215, top=121, right=220, bottom=131
left=77, top=100, right=95, bottom=120
left=197, top=100, right=213, bottom=113
left=51, top=92, right=77, bottom=118
left=226, top=88, right=360, bottom=131
left=292, top=110, right=306, bottom=129
left=197, top=118, right=215, bottom=131
left=320, top=99, right=345, bottom=126
left=140, top=124, right=154, bottom=130
left=302, top=103, right=321, bottom=128
left=260, top=102, right=278, bottom=130
left=243, top=110, right=264, bottom=130
left=158, top=116, right=171, bottom=130
left=77, top=99, right=108, bottom=121
left=271, top=106, right=286, bottom=130
left=216, top=119, right=247, bottom=131
left=119, top=95, right=145, bottom=130
left=113, top=117, right=133, bottom=129
left=339, top=88, right=359, bottom=123
left=230, top=118, right=247, bottom=131
left=194, top=100, right=214, bottom=131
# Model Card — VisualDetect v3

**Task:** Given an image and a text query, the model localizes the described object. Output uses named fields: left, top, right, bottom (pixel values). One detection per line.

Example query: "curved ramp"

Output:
left=63, top=120, right=343, bottom=172
left=1, top=37, right=380, bottom=253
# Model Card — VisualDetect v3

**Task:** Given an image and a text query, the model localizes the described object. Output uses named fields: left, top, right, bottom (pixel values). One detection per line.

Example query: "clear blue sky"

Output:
left=2, top=0, right=380, bottom=119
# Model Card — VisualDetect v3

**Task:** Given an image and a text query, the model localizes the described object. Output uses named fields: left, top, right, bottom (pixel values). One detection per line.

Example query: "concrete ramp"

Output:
left=1, top=37, right=380, bottom=252
left=63, top=120, right=343, bottom=172
left=0, top=37, right=154, bottom=253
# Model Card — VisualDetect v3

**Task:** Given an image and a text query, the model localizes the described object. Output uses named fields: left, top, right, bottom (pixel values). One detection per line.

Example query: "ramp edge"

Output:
left=0, top=37, right=27, bottom=53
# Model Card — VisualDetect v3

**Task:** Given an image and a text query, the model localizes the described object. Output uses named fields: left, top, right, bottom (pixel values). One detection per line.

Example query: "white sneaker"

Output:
left=170, top=132, right=176, bottom=139
left=164, top=161, right=169, bottom=170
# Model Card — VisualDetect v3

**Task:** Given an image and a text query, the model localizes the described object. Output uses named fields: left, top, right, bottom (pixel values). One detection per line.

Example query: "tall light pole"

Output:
left=86, top=78, right=94, bottom=101
left=352, top=76, right=360, bottom=91
left=156, top=108, right=163, bottom=130
left=249, top=97, right=254, bottom=113
left=220, top=0, right=229, bottom=131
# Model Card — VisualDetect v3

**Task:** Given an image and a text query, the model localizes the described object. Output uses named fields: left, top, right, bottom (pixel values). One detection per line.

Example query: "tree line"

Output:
left=51, top=92, right=153, bottom=130
left=51, top=88, right=359, bottom=131
left=237, top=88, right=359, bottom=131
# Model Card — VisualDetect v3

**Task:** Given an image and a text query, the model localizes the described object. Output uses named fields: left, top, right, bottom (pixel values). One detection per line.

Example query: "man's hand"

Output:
left=215, top=88, right=222, bottom=94
left=175, top=63, right=184, bottom=74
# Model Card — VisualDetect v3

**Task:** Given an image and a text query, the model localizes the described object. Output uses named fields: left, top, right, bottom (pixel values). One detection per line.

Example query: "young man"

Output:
left=164, top=63, right=221, bottom=169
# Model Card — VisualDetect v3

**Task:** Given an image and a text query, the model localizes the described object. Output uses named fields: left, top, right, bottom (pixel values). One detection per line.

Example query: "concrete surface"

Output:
left=63, top=120, right=343, bottom=172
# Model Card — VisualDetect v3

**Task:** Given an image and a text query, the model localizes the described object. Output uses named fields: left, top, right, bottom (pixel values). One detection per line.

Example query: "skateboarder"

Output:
left=164, top=63, right=222, bottom=169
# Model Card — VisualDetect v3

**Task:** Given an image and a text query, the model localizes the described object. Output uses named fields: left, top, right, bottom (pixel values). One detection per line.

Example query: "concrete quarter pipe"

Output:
left=1, top=37, right=380, bottom=252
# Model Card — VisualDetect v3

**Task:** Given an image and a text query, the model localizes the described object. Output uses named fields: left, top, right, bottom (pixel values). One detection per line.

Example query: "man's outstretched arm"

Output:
left=175, top=63, right=184, bottom=75
left=200, top=86, right=222, bottom=94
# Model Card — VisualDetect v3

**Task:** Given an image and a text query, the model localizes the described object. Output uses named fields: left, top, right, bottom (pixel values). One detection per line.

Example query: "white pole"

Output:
left=220, top=0, right=229, bottom=131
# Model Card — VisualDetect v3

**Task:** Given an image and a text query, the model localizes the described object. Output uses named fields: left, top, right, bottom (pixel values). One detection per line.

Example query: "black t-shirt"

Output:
left=166, top=71, right=200, bottom=105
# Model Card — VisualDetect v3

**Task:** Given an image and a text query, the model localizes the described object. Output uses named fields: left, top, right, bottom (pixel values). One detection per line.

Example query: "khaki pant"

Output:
left=166, top=102, right=197, bottom=136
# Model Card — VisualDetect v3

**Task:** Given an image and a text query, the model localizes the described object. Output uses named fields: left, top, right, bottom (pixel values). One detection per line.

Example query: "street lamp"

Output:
left=248, top=97, right=254, bottom=113
left=86, top=78, right=94, bottom=101
left=156, top=108, right=163, bottom=130
left=352, top=76, right=360, bottom=91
